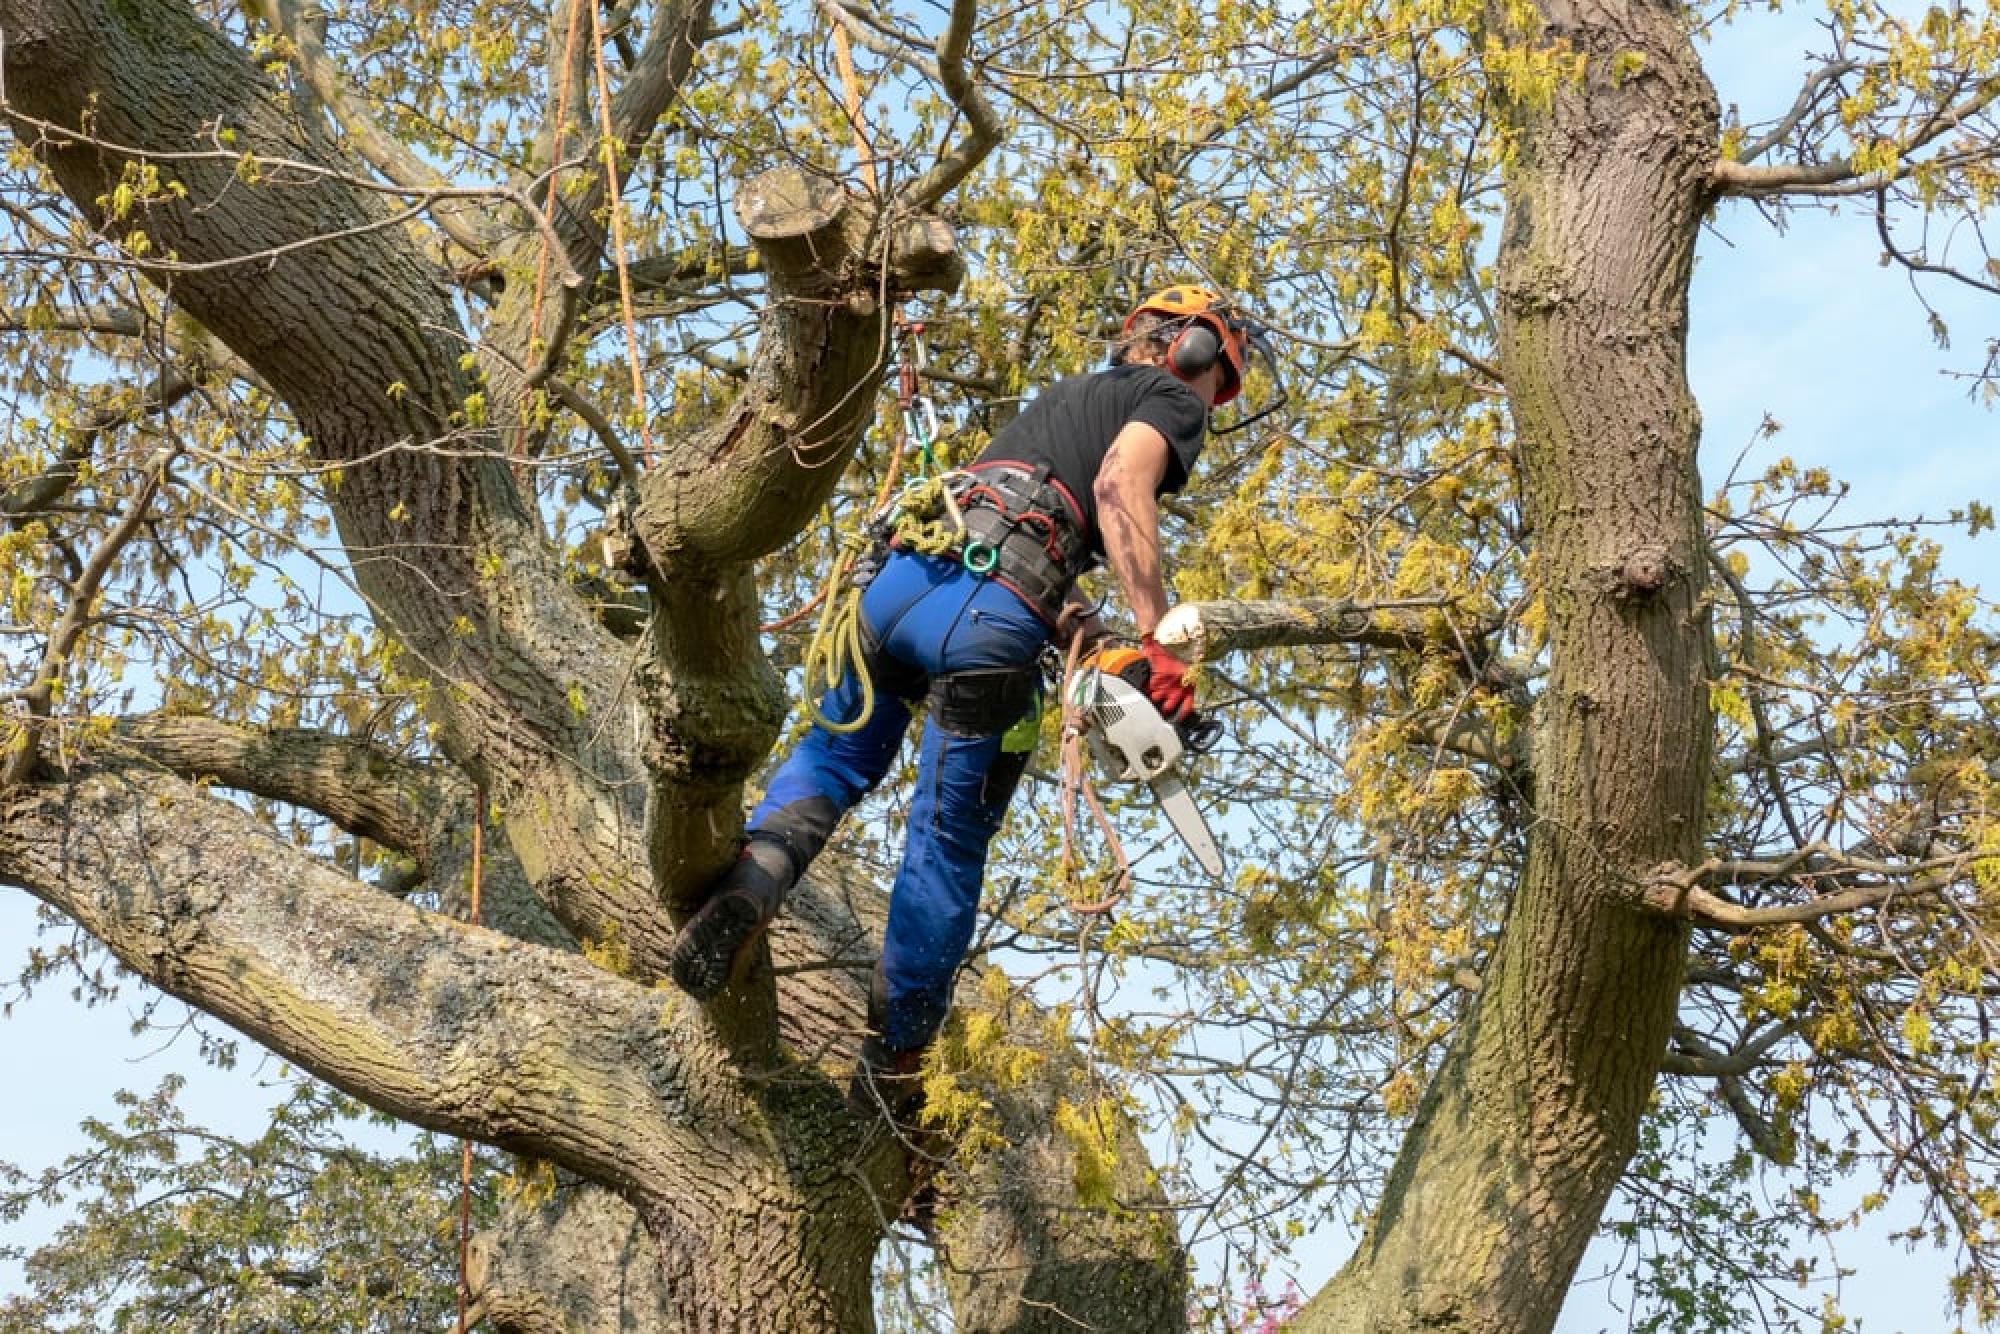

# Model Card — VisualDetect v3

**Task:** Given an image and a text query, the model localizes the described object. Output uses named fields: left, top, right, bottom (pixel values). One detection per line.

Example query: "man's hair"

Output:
left=1118, top=310, right=1177, bottom=366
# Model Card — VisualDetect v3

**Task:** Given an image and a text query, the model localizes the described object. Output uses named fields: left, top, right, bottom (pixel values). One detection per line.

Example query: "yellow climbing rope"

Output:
left=886, top=473, right=966, bottom=558
left=799, top=475, right=971, bottom=733
left=802, top=534, right=878, bottom=734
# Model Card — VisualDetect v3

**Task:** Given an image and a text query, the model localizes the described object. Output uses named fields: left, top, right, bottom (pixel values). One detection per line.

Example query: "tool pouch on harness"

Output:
left=949, top=462, right=1093, bottom=624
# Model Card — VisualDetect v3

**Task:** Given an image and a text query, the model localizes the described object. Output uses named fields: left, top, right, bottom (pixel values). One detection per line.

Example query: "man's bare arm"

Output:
left=1092, top=421, right=1174, bottom=637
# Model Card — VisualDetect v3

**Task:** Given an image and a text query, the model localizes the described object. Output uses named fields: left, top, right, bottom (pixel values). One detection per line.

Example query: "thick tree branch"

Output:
left=0, top=765, right=902, bottom=1305
left=0, top=768, right=702, bottom=1172
left=624, top=165, right=962, bottom=898
left=0, top=0, right=684, bottom=972
left=1155, top=595, right=1521, bottom=677
left=630, top=166, right=959, bottom=567
left=467, top=1181, right=672, bottom=1333
left=607, top=0, right=710, bottom=163
left=113, top=715, right=586, bottom=952
left=128, top=713, right=593, bottom=949
left=113, top=715, right=443, bottom=857
left=1640, top=843, right=1983, bottom=931
left=907, top=0, right=1000, bottom=209
left=930, top=981, right=1190, bottom=1330
left=1300, top=1, right=1720, bottom=1321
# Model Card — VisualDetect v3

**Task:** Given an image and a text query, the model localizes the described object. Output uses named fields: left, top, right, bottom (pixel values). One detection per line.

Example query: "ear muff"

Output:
left=1160, top=313, right=1246, bottom=404
left=1166, top=321, right=1222, bottom=378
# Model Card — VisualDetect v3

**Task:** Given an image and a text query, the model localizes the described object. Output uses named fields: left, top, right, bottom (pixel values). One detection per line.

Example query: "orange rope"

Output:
left=829, top=21, right=877, bottom=193
left=455, top=792, right=485, bottom=1332
left=1058, top=635, right=1133, bottom=915
left=525, top=0, right=588, bottom=405
left=589, top=1, right=658, bottom=467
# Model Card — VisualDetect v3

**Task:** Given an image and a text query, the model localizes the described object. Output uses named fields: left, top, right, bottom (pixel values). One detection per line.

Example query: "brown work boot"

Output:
left=846, top=966, right=930, bottom=1122
left=846, top=1033, right=929, bottom=1126
left=670, top=834, right=796, bottom=1000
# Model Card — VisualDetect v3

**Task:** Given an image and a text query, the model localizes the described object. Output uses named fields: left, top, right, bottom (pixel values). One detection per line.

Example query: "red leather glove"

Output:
left=1140, top=635, right=1195, bottom=722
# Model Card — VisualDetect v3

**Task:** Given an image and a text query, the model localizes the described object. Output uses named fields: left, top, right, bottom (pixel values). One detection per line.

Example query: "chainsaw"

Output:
left=1065, top=646, right=1226, bottom=878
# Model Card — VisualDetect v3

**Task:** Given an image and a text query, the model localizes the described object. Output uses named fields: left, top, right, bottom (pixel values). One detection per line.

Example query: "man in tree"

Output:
left=670, top=284, right=1248, bottom=1110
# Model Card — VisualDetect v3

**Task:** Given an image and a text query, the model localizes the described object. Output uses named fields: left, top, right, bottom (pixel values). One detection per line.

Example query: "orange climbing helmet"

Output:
left=1119, top=284, right=1251, bottom=405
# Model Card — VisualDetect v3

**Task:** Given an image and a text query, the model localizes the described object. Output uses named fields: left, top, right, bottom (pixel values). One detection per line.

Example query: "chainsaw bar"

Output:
left=1148, top=769, right=1225, bottom=878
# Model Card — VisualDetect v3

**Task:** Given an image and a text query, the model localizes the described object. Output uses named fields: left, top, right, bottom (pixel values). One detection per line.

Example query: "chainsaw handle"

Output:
left=1178, top=710, right=1223, bottom=755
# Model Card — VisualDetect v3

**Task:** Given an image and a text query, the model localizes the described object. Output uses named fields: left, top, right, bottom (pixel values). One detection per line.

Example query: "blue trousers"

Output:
left=751, top=551, right=1048, bottom=1052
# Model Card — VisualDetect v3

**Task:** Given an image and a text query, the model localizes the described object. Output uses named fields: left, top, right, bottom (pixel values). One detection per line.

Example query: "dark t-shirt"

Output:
left=973, top=364, right=1209, bottom=554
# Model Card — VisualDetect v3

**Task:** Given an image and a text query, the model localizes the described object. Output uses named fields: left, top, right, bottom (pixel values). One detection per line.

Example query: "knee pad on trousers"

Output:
left=929, top=664, right=1038, bottom=737
left=755, top=795, right=842, bottom=872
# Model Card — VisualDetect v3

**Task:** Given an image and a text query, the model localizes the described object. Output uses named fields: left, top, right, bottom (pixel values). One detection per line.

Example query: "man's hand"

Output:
left=1056, top=598, right=1107, bottom=654
left=1140, top=635, right=1195, bottom=721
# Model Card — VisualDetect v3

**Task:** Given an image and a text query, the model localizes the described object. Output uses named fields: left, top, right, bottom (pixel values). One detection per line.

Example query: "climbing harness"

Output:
left=933, top=461, right=1092, bottom=624
left=790, top=287, right=1291, bottom=744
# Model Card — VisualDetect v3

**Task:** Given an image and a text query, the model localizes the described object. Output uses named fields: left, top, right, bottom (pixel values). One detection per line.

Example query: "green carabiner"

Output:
left=962, top=541, right=999, bottom=575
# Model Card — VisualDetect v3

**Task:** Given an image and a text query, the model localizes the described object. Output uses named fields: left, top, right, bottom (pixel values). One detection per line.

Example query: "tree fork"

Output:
left=0, top=4, right=1191, bottom=1327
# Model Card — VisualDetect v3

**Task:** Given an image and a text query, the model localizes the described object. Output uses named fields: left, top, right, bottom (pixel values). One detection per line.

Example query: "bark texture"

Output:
left=469, top=1183, right=671, bottom=1333
left=1295, top=2, right=1720, bottom=1329
left=931, top=987, right=1191, bottom=1332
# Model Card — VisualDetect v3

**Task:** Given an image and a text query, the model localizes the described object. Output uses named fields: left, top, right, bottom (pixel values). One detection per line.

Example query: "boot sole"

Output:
left=670, top=893, right=768, bottom=1000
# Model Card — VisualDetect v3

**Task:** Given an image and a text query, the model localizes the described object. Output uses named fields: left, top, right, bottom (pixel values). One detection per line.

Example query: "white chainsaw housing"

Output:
left=1067, top=667, right=1225, bottom=878
left=1072, top=669, right=1183, bottom=782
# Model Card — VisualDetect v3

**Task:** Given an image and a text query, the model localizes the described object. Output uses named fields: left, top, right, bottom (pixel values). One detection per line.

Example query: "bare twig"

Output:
left=3, top=447, right=176, bottom=786
left=819, top=0, right=1001, bottom=209
left=248, top=0, right=499, bottom=256
left=1735, top=59, right=1862, bottom=165
left=0, top=107, right=584, bottom=287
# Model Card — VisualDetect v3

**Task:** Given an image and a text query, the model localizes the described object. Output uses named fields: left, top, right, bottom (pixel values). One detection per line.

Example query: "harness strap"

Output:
left=952, top=460, right=1093, bottom=624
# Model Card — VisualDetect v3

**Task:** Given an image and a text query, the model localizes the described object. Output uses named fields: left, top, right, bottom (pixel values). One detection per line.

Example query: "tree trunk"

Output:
left=1295, top=2, right=1720, bottom=1330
